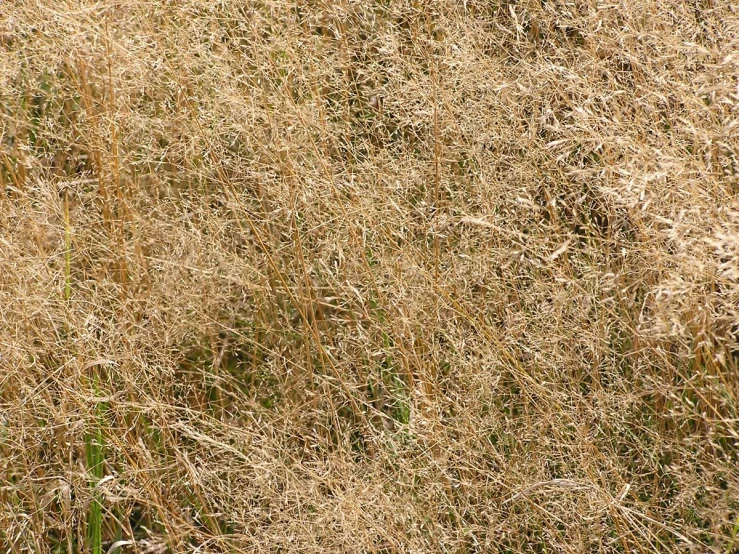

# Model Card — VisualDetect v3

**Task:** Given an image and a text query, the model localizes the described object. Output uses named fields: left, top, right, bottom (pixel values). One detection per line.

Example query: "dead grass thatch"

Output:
left=1, top=0, right=738, bottom=552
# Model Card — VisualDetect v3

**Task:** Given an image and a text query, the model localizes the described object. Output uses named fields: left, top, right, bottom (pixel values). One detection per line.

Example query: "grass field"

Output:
left=1, top=0, right=739, bottom=552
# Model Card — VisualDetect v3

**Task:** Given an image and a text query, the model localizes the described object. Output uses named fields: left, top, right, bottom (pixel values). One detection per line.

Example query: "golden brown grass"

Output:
left=1, top=0, right=738, bottom=552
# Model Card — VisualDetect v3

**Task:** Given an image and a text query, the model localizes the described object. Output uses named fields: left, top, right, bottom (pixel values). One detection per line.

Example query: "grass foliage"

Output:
left=1, top=0, right=739, bottom=552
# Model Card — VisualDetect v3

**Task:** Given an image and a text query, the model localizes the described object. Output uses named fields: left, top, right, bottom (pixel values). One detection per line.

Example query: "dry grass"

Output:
left=1, top=0, right=738, bottom=552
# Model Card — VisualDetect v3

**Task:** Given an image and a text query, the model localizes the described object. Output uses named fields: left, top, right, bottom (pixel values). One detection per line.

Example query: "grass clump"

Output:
left=1, top=0, right=738, bottom=552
